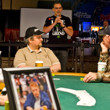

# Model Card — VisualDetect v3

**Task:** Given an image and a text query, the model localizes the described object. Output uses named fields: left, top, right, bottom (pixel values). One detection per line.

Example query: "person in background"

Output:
left=103, top=20, right=110, bottom=31
left=101, top=20, right=110, bottom=35
left=43, top=2, right=73, bottom=72
left=83, top=35, right=110, bottom=82
left=24, top=82, right=51, bottom=110
left=14, top=27, right=61, bottom=72
left=98, top=20, right=110, bottom=42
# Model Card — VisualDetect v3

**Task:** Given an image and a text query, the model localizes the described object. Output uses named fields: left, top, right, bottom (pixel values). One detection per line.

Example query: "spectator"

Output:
left=98, top=20, right=110, bottom=42
left=43, top=2, right=73, bottom=72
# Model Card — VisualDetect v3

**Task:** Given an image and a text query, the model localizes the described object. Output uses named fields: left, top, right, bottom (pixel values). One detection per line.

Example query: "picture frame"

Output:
left=2, top=67, right=61, bottom=110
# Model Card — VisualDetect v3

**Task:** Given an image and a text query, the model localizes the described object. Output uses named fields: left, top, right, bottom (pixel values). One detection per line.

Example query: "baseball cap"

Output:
left=24, top=27, right=44, bottom=39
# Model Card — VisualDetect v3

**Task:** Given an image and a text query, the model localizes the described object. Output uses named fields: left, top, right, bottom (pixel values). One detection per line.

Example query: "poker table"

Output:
left=1, top=72, right=110, bottom=110
left=0, top=106, right=4, bottom=110
left=53, top=72, right=110, bottom=110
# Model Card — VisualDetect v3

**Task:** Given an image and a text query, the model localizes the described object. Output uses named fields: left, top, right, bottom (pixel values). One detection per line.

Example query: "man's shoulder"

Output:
left=18, top=47, right=28, bottom=51
left=41, top=47, right=51, bottom=51
left=27, top=93, right=34, bottom=98
left=40, top=91, right=48, bottom=97
left=46, top=15, right=55, bottom=19
left=17, top=47, right=28, bottom=53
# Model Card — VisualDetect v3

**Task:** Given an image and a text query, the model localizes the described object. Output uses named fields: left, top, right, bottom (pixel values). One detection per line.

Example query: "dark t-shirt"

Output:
left=44, top=15, right=72, bottom=44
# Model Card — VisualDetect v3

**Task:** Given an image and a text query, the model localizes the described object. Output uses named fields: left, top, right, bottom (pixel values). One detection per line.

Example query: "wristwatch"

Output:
left=62, top=25, right=66, bottom=28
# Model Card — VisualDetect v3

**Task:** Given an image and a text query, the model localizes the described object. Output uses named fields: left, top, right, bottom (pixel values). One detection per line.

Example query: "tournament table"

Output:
left=1, top=72, right=110, bottom=110
left=53, top=72, right=110, bottom=110
left=0, top=106, right=4, bottom=110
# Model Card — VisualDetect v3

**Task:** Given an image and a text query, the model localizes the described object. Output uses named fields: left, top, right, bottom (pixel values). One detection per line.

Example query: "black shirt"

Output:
left=44, top=15, right=72, bottom=44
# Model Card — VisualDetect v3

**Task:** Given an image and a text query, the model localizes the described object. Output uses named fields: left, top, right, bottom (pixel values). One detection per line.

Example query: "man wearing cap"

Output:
left=83, top=35, right=110, bottom=83
left=14, top=27, right=61, bottom=72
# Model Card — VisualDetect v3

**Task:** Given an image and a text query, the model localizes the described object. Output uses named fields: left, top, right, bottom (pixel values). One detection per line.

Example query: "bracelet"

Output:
left=62, top=25, right=66, bottom=28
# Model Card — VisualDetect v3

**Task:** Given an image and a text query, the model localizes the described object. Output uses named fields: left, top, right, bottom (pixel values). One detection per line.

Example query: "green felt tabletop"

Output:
left=1, top=75, right=110, bottom=110
left=53, top=75, right=110, bottom=110
left=0, top=106, right=5, bottom=110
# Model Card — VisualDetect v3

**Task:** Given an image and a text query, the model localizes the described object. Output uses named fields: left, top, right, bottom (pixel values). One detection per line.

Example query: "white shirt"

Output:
left=34, top=97, right=40, bottom=109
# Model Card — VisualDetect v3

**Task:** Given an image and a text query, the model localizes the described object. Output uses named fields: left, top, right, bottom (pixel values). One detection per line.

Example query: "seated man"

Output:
left=83, top=35, right=110, bottom=82
left=0, top=27, right=61, bottom=106
left=14, top=27, right=61, bottom=72
left=24, top=82, right=51, bottom=110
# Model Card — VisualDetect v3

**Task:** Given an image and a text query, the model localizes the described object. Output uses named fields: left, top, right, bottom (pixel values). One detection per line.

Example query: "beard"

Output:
left=38, top=43, right=42, bottom=49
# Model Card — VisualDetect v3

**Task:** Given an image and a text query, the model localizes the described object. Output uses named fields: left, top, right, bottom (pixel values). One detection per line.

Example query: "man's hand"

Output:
left=0, top=95, right=8, bottom=106
left=54, top=17, right=61, bottom=24
left=40, top=105, right=47, bottom=110
left=83, top=72, right=98, bottom=83
left=50, top=64, right=61, bottom=72
left=102, top=35, right=110, bottom=49
left=100, top=42, right=108, bottom=53
left=54, top=17, right=64, bottom=27
left=26, top=106, right=34, bottom=110
left=34, top=105, right=47, bottom=110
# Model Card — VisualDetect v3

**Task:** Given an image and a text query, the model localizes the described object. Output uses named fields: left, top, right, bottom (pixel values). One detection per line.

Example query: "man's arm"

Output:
left=62, top=26, right=73, bottom=37
left=24, top=94, right=35, bottom=110
left=99, top=37, right=110, bottom=82
left=102, top=72, right=110, bottom=82
left=40, top=91, right=51, bottom=109
left=14, top=49, right=27, bottom=67
left=43, top=17, right=60, bottom=33
left=17, top=64, right=31, bottom=68
left=58, top=17, right=73, bottom=36
left=43, top=16, right=73, bottom=36
left=44, top=48, right=61, bottom=72
left=84, top=40, right=110, bottom=83
left=43, top=23, right=56, bottom=33
left=83, top=72, right=110, bottom=83
left=50, top=63, right=61, bottom=72
left=14, top=49, right=34, bottom=68
left=43, top=22, right=73, bottom=37
left=83, top=72, right=98, bottom=83
left=0, top=95, right=8, bottom=105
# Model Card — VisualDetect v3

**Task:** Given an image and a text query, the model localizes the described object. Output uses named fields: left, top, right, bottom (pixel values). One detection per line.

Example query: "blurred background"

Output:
left=0, top=0, right=110, bottom=72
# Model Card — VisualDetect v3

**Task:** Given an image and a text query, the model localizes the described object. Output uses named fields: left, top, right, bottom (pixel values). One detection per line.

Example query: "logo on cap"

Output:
left=34, top=29, right=39, bottom=32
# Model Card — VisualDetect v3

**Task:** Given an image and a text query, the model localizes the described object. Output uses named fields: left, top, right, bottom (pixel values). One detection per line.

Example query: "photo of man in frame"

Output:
left=13, top=73, right=55, bottom=110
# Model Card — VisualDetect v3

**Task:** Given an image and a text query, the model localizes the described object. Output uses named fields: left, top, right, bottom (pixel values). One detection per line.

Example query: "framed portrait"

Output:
left=2, top=67, right=61, bottom=110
